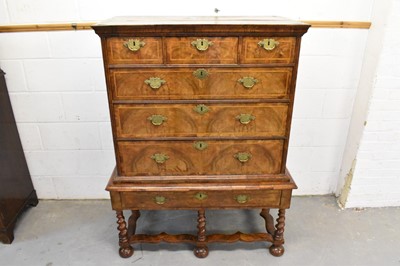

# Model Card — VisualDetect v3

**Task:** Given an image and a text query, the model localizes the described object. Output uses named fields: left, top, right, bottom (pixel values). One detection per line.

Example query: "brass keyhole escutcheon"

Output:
left=151, top=153, right=169, bottom=164
left=194, top=104, right=209, bottom=115
left=147, top=114, right=167, bottom=126
left=234, top=152, right=252, bottom=163
left=236, top=114, right=256, bottom=125
left=193, top=69, right=209, bottom=80
left=154, top=196, right=166, bottom=205
left=258, top=38, right=279, bottom=51
left=235, top=195, right=249, bottom=204
left=194, top=192, right=208, bottom=201
left=193, top=141, right=208, bottom=151
left=144, top=77, right=166, bottom=90
left=124, top=38, right=146, bottom=52
left=191, top=39, right=213, bottom=51
left=238, top=77, right=258, bottom=89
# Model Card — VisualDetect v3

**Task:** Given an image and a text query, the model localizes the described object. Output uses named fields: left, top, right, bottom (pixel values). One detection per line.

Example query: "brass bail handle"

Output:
left=234, top=152, right=252, bottom=163
left=191, top=38, right=213, bottom=51
left=147, top=114, right=167, bottom=126
left=124, top=39, right=146, bottom=52
left=238, top=77, right=258, bottom=89
left=258, top=38, right=279, bottom=51
left=235, top=195, right=249, bottom=204
left=151, top=153, right=169, bottom=164
left=236, top=114, right=255, bottom=125
left=154, top=196, right=166, bottom=205
left=144, top=77, right=166, bottom=90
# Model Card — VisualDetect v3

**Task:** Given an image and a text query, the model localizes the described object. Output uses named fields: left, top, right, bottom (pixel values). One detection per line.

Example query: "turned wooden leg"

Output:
left=260, top=208, right=276, bottom=235
left=193, top=209, right=209, bottom=258
left=116, top=211, right=134, bottom=258
left=127, top=210, right=140, bottom=237
left=269, top=209, right=286, bottom=257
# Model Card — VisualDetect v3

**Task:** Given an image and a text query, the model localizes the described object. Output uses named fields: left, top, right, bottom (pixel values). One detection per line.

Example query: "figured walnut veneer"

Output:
left=93, top=16, right=309, bottom=259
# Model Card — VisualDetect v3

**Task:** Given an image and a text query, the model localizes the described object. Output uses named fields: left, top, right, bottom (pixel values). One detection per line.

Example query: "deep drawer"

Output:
left=117, top=139, right=283, bottom=176
left=109, top=67, right=292, bottom=100
left=114, top=103, right=288, bottom=138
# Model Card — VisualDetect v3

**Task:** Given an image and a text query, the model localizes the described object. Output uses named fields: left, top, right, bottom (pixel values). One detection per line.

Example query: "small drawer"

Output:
left=106, top=37, right=163, bottom=64
left=114, top=103, right=288, bottom=138
left=109, top=67, right=292, bottom=100
left=120, top=189, right=282, bottom=210
left=117, top=139, right=283, bottom=176
left=240, top=37, right=296, bottom=64
left=165, top=37, right=238, bottom=64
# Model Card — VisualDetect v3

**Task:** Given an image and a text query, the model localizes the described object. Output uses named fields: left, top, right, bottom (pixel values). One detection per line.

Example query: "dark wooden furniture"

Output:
left=93, top=16, right=309, bottom=258
left=0, top=69, right=38, bottom=244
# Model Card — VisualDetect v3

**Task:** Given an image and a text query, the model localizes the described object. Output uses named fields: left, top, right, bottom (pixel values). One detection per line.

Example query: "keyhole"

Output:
left=199, top=143, right=203, bottom=148
left=133, top=41, right=136, bottom=46
left=201, top=40, right=204, bottom=46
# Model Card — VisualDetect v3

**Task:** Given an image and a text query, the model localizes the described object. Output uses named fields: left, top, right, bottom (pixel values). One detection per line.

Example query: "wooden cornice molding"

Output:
left=0, top=20, right=371, bottom=33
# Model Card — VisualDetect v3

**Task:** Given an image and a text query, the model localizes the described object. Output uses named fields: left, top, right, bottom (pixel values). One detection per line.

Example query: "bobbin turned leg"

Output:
left=116, top=211, right=134, bottom=258
left=193, top=209, right=209, bottom=258
left=269, top=209, right=286, bottom=257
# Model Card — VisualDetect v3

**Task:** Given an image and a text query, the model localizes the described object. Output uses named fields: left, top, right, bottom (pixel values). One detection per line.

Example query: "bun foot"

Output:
left=194, top=246, right=209, bottom=258
left=269, top=245, right=284, bottom=257
left=119, top=246, right=134, bottom=258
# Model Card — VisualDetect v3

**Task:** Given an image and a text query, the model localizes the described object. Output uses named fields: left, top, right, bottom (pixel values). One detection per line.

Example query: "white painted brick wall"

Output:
left=0, top=0, right=374, bottom=198
left=344, top=0, right=400, bottom=208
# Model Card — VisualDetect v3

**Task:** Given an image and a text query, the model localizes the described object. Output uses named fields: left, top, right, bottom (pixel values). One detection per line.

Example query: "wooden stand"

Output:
left=107, top=168, right=296, bottom=258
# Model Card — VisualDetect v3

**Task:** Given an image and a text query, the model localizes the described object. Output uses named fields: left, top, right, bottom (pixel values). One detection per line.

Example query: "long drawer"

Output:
left=119, top=189, right=283, bottom=209
left=114, top=103, right=288, bottom=138
left=117, top=139, right=284, bottom=176
left=109, top=67, right=292, bottom=100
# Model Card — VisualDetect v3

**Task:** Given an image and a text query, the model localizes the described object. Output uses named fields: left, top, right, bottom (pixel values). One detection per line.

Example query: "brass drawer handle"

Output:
left=193, top=104, right=209, bottom=115
left=151, top=153, right=169, bottom=164
left=147, top=114, right=167, bottom=126
left=191, top=38, right=213, bottom=51
left=154, top=196, right=166, bottom=205
left=235, top=195, right=249, bottom=204
left=193, top=141, right=208, bottom=151
left=194, top=192, right=208, bottom=200
left=193, top=69, right=209, bottom=80
left=144, top=77, right=166, bottom=90
left=238, top=77, right=258, bottom=89
left=258, top=38, right=279, bottom=51
left=123, top=38, right=146, bottom=52
left=234, top=152, right=252, bottom=163
left=236, top=114, right=255, bottom=125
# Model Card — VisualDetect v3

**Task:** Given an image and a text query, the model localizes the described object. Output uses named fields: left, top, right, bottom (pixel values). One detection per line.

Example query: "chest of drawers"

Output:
left=93, top=16, right=309, bottom=259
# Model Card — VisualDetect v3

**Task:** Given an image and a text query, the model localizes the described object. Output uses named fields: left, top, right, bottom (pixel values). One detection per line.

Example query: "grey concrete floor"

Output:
left=1, top=196, right=399, bottom=266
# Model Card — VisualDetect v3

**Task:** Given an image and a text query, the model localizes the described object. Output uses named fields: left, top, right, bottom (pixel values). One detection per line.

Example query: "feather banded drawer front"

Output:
left=93, top=16, right=309, bottom=259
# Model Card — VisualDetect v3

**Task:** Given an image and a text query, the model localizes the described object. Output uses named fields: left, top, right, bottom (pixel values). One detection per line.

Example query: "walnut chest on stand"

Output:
left=93, top=16, right=309, bottom=258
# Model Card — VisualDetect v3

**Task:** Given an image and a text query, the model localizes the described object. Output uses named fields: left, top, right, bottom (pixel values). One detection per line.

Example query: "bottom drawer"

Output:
left=119, top=189, right=283, bottom=210
left=117, top=139, right=284, bottom=176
